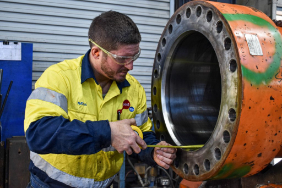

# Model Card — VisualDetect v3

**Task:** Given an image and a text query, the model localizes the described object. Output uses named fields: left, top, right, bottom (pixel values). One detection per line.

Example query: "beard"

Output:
left=101, top=56, right=128, bottom=83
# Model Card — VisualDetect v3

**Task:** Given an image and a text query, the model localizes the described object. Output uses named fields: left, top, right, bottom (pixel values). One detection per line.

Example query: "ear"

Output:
left=91, top=47, right=100, bottom=59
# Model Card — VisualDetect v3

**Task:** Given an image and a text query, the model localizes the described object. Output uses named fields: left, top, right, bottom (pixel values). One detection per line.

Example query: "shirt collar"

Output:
left=81, top=49, right=130, bottom=93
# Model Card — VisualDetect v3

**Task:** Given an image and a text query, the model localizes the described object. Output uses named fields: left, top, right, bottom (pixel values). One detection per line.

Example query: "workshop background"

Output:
left=1, top=0, right=282, bottom=188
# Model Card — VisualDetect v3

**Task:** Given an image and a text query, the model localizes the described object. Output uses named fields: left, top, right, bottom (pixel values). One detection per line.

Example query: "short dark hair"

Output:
left=88, top=11, right=141, bottom=51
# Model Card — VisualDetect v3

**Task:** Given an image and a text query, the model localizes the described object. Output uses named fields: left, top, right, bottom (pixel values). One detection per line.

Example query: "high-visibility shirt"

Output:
left=24, top=50, right=159, bottom=188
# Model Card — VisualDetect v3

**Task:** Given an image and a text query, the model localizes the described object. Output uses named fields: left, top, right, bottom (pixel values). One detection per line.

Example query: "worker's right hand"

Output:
left=109, top=118, right=147, bottom=155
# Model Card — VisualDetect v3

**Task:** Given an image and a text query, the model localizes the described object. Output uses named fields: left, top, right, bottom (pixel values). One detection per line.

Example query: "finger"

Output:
left=161, top=147, right=177, bottom=154
left=156, top=153, right=174, bottom=166
left=136, top=135, right=147, bottom=150
left=125, top=147, right=133, bottom=155
left=156, top=155, right=170, bottom=169
left=156, top=150, right=176, bottom=160
left=130, top=143, right=141, bottom=154
left=129, top=118, right=137, bottom=126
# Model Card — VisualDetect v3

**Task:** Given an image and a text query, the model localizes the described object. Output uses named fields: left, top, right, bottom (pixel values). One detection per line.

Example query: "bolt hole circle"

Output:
left=196, top=6, right=202, bottom=17
left=186, top=7, right=191, bottom=18
left=215, top=148, right=221, bottom=160
left=153, top=104, right=158, bottom=113
left=154, top=69, right=158, bottom=78
left=223, top=130, right=231, bottom=143
left=176, top=14, right=181, bottom=24
left=206, top=11, right=212, bottom=22
left=183, top=163, right=189, bottom=174
left=224, top=37, right=232, bottom=50
left=168, top=25, right=173, bottom=34
left=216, top=21, right=223, bottom=33
left=156, top=120, right=160, bottom=129
left=228, top=108, right=236, bottom=122
left=194, top=164, right=199, bottom=175
left=162, top=38, right=166, bottom=47
left=157, top=53, right=161, bottom=62
left=204, top=159, right=210, bottom=171
left=229, top=59, right=237, bottom=72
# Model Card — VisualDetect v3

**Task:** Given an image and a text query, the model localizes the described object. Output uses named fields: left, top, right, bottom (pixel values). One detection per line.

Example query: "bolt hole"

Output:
left=156, top=120, right=160, bottom=129
left=169, top=25, right=173, bottom=34
left=153, top=104, right=158, bottom=113
left=160, top=134, right=165, bottom=141
left=194, top=164, right=199, bottom=175
left=206, top=11, right=212, bottom=22
left=216, top=21, right=223, bottom=33
left=224, top=37, right=232, bottom=50
left=204, top=159, right=210, bottom=171
left=186, top=7, right=191, bottom=18
left=162, top=38, right=166, bottom=47
left=154, top=69, right=158, bottom=78
left=153, top=87, right=157, bottom=95
left=18, top=151, right=21, bottom=155
left=229, top=59, right=237, bottom=72
left=183, top=163, right=189, bottom=174
left=196, top=6, right=202, bottom=17
left=223, top=130, right=231, bottom=143
left=228, top=108, right=236, bottom=122
left=174, top=159, right=179, bottom=168
left=157, top=53, right=161, bottom=62
left=176, top=14, right=181, bottom=24
left=215, top=148, right=221, bottom=160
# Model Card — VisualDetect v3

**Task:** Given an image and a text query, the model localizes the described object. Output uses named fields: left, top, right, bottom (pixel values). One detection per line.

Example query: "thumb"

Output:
left=129, top=118, right=137, bottom=126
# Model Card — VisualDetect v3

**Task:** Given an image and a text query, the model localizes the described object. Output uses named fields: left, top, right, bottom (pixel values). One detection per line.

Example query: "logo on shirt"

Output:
left=117, top=100, right=131, bottom=115
left=78, top=102, right=87, bottom=106
left=129, top=107, right=134, bottom=112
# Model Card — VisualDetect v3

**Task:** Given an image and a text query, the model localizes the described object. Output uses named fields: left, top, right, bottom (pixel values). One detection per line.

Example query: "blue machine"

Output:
left=0, top=42, right=33, bottom=143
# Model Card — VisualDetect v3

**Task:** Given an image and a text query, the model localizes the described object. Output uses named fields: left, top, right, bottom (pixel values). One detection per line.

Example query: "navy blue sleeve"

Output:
left=131, top=131, right=160, bottom=166
left=26, top=116, right=111, bottom=155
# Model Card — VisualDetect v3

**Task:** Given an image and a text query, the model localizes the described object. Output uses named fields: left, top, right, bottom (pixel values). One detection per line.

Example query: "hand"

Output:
left=109, top=118, right=147, bottom=155
left=153, top=141, right=177, bottom=169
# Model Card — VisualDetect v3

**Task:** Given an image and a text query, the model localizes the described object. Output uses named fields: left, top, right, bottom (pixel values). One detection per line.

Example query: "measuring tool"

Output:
left=131, top=125, right=203, bottom=150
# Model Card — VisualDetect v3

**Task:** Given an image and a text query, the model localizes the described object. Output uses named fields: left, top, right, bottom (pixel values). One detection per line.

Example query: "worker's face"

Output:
left=100, top=43, right=139, bottom=82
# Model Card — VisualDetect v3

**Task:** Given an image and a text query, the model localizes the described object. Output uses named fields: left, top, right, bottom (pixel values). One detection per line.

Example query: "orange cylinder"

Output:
left=152, top=1, right=282, bottom=181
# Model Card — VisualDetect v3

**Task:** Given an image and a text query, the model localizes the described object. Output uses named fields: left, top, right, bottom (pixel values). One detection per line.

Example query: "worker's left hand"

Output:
left=153, top=141, right=177, bottom=169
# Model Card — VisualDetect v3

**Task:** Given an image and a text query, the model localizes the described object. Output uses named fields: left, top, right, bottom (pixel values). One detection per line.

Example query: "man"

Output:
left=24, top=11, right=176, bottom=188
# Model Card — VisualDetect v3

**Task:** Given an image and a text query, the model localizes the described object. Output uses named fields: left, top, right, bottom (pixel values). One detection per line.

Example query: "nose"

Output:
left=124, top=61, right=134, bottom=70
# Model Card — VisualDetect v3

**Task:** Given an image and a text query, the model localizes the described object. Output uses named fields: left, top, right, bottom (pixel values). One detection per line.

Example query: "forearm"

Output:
left=26, top=116, right=111, bottom=155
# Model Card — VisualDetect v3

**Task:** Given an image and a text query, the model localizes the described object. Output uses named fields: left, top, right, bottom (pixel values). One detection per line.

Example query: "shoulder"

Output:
left=47, top=55, right=84, bottom=73
left=126, top=74, right=144, bottom=90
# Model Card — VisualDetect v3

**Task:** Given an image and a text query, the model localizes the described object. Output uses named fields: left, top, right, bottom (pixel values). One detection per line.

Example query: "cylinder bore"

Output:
left=165, top=31, right=221, bottom=145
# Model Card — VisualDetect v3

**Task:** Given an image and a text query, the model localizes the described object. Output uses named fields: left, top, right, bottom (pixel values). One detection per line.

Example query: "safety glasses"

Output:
left=89, top=39, right=141, bottom=65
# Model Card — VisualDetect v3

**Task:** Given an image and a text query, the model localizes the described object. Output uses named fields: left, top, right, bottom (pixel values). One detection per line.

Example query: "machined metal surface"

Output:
left=151, top=1, right=282, bottom=181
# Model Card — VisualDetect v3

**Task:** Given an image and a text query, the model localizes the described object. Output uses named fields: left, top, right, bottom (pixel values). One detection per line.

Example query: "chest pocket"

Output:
left=68, top=110, right=97, bottom=122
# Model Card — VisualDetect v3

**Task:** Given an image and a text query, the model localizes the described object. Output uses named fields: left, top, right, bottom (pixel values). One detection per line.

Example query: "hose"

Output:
left=127, top=156, right=145, bottom=187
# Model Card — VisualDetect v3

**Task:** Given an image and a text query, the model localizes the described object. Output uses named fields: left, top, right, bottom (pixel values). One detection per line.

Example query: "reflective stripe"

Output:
left=28, top=87, right=68, bottom=113
left=135, top=110, right=148, bottom=126
left=30, top=152, right=115, bottom=188
left=102, top=145, right=116, bottom=152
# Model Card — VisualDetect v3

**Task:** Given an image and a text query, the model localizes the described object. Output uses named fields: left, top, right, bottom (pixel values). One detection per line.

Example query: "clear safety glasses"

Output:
left=89, top=38, right=141, bottom=65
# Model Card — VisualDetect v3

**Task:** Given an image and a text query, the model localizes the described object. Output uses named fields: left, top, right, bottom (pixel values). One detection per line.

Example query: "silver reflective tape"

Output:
left=28, top=87, right=68, bottom=113
left=135, top=110, right=148, bottom=126
left=102, top=145, right=116, bottom=152
left=30, top=152, right=115, bottom=188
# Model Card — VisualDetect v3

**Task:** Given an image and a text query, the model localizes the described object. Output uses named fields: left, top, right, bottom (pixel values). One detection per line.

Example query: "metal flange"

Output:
left=151, top=1, right=282, bottom=181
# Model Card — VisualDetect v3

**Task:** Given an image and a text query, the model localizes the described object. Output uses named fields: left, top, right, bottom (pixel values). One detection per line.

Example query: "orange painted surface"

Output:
left=207, top=1, right=282, bottom=178
left=180, top=179, right=202, bottom=188
left=260, top=184, right=282, bottom=188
